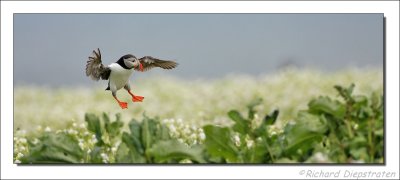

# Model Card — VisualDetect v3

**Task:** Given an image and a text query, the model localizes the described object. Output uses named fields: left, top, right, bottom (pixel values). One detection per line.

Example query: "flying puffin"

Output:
left=85, top=48, right=178, bottom=109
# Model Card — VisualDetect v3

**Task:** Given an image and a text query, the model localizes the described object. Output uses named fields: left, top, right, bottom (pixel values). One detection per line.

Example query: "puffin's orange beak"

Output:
left=139, top=62, right=144, bottom=72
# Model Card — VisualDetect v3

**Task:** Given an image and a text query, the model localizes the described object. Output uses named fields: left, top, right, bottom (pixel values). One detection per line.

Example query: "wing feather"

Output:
left=85, top=48, right=111, bottom=81
left=136, top=56, right=178, bottom=72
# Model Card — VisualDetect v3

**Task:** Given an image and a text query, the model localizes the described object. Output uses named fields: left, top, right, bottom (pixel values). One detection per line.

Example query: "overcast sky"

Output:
left=14, top=14, right=383, bottom=87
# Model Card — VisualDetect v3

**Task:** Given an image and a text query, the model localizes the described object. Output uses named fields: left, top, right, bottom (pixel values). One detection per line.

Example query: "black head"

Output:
left=116, top=54, right=139, bottom=69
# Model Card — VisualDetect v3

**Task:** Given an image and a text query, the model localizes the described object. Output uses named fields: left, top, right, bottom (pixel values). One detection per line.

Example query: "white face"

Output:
left=124, top=56, right=140, bottom=69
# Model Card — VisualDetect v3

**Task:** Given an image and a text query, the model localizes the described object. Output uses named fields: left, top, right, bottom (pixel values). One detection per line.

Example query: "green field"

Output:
left=14, top=68, right=384, bottom=164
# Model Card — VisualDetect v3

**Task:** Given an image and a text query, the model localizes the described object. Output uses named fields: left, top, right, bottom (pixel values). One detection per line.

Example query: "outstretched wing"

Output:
left=85, top=48, right=111, bottom=81
left=135, top=56, right=178, bottom=72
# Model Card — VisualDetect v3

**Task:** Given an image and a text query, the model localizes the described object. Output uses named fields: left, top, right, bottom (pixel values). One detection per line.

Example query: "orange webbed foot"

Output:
left=132, top=95, right=144, bottom=102
left=118, top=101, right=128, bottom=109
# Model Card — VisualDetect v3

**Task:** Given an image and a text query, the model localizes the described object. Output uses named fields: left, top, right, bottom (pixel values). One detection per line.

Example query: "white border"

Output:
left=1, top=1, right=399, bottom=179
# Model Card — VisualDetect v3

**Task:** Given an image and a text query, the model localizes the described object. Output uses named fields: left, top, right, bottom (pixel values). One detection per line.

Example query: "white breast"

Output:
left=108, top=63, right=134, bottom=91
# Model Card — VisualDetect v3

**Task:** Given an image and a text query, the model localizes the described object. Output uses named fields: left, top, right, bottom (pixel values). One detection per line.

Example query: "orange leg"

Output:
left=127, top=90, right=144, bottom=102
left=113, top=95, right=128, bottom=109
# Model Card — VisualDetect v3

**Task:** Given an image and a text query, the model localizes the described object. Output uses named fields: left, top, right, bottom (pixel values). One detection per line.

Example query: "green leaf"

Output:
left=290, top=111, right=329, bottom=134
left=284, top=131, right=323, bottom=157
left=155, top=123, right=171, bottom=140
left=247, top=98, right=263, bottom=120
left=89, top=146, right=103, bottom=163
left=350, top=147, right=368, bottom=160
left=253, top=110, right=279, bottom=137
left=283, top=112, right=328, bottom=158
left=115, top=143, right=133, bottom=163
left=22, top=132, right=83, bottom=163
left=228, top=110, right=250, bottom=134
left=148, top=140, right=206, bottom=163
left=85, top=113, right=103, bottom=145
left=353, top=95, right=368, bottom=106
left=274, top=158, right=297, bottom=163
left=128, top=120, right=144, bottom=154
left=244, top=139, right=268, bottom=163
left=349, top=136, right=367, bottom=148
left=334, top=83, right=355, bottom=103
left=308, top=96, right=346, bottom=119
left=121, top=132, right=146, bottom=163
left=264, top=109, right=279, bottom=126
left=141, top=117, right=157, bottom=150
left=104, top=113, right=123, bottom=139
left=203, top=125, right=239, bottom=163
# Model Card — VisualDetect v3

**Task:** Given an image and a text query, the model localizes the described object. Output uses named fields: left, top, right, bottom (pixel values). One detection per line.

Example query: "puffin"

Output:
left=85, top=48, right=178, bottom=109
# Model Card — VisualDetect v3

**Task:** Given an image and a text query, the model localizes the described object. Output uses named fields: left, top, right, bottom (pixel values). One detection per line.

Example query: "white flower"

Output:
left=32, top=138, right=40, bottom=145
left=233, top=134, right=241, bottom=147
left=179, top=159, right=193, bottom=163
left=270, top=131, right=277, bottom=136
left=91, top=136, right=98, bottom=144
left=177, top=120, right=184, bottom=128
left=79, top=123, right=86, bottom=129
left=192, top=139, right=198, bottom=145
left=72, top=123, right=77, bottom=127
left=351, top=159, right=365, bottom=163
left=233, top=135, right=240, bottom=142
left=310, top=152, right=331, bottom=163
left=111, top=147, right=117, bottom=153
left=353, top=123, right=359, bottom=130
left=177, top=118, right=183, bottom=124
left=189, top=134, right=197, bottom=140
left=17, top=152, right=24, bottom=158
left=100, top=153, right=109, bottom=162
left=78, top=142, right=84, bottom=150
left=114, top=140, right=121, bottom=147
left=19, top=138, right=27, bottom=144
left=14, top=160, right=21, bottom=163
left=199, top=132, right=206, bottom=140
left=166, top=119, right=173, bottom=124
left=246, top=139, right=254, bottom=149
left=19, top=146, right=26, bottom=151
left=168, top=124, right=176, bottom=133
left=191, top=125, right=197, bottom=131
left=254, top=113, right=259, bottom=120
left=44, top=126, right=51, bottom=132
left=183, top=127, right=191, bottom=135
left=256, top=137, right=263, bottom=142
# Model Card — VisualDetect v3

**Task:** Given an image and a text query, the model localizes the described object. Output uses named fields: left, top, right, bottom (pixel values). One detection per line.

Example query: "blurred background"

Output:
left=13, top=14, right=384, bottom=132
left=14, top=14, right=383, bottom=87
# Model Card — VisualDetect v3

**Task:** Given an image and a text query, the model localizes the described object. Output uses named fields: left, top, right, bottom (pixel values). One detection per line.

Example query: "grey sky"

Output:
left=14, top=14, right=383, bottom=87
